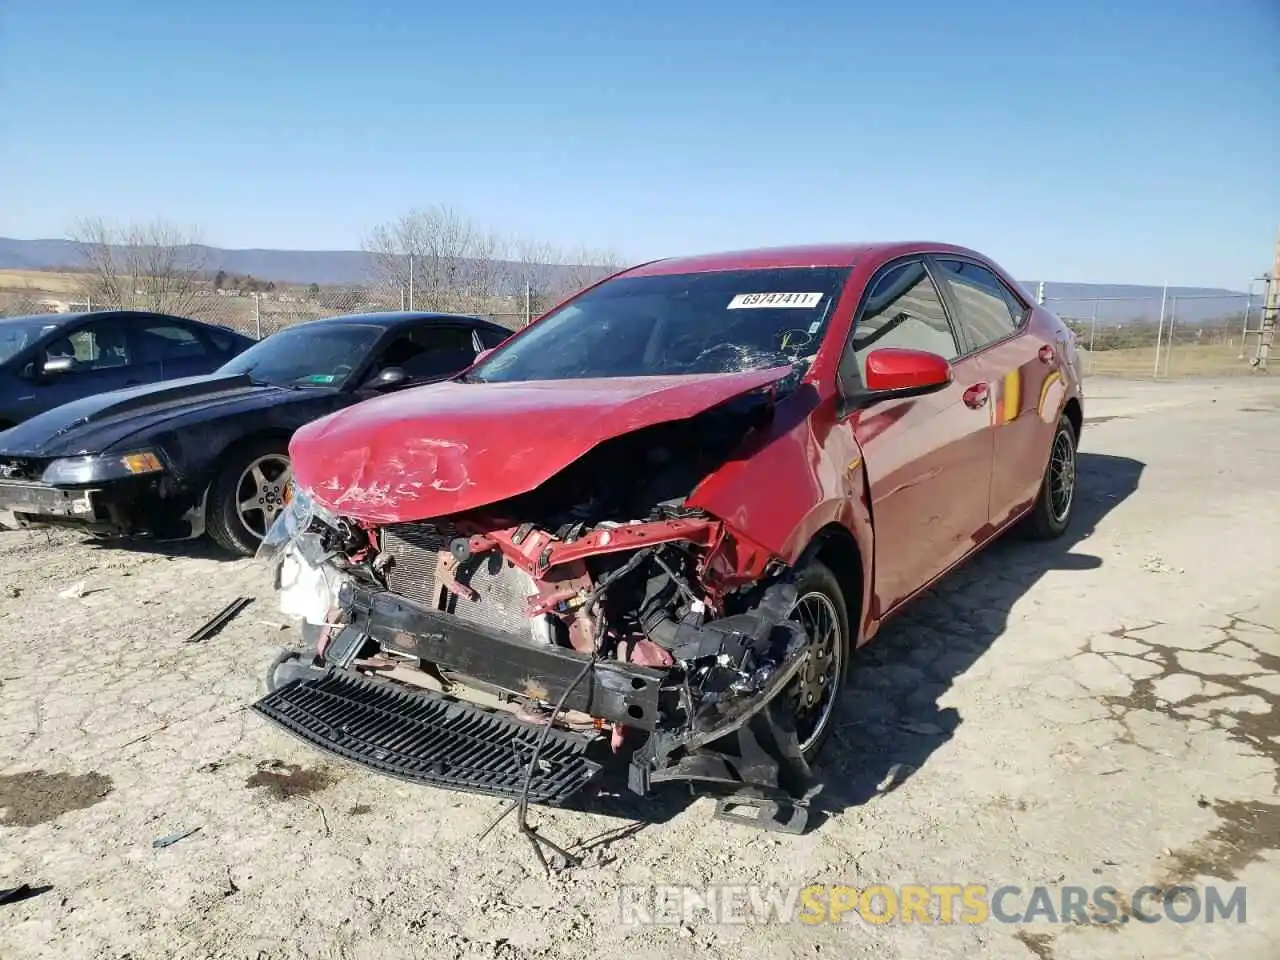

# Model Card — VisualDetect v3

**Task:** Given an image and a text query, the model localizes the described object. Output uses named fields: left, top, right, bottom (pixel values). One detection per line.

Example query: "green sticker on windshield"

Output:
left=301, top=374, right=337, bottom=384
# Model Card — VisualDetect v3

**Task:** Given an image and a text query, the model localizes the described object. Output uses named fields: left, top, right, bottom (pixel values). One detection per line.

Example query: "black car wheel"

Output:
left=206, top=438, right=292, bottom=556
left=1023, top=413, right=1078, bottom=540
left=785, top=559, right=851, bottom=763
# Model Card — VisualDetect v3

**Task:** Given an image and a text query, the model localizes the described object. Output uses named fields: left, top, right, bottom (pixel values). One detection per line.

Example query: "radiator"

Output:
left=380, top=522, right=540, bottom=638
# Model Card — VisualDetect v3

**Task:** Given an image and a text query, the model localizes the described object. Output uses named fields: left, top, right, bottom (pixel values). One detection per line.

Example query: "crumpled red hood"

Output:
left=289, top=366, right=792, bottom=523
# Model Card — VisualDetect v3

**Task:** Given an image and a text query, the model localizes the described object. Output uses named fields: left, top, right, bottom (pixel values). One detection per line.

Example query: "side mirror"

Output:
left=41, top=356, right=75, bottom=376
left=366, top=366, right=409, bottom=390
left=862, top=347, right=953, bottom=398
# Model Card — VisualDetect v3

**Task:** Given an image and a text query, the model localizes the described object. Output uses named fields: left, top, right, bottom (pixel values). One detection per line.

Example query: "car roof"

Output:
left=0, top=309, right=216, bottom=326
left=302, top=311, right=501, bottom=330
left=622, top=241, right=990, bottom=277
left=0, top=311, right=93, bottom=325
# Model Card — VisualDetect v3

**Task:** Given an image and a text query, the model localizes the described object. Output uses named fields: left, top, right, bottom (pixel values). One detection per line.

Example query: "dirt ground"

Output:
left=1, top=376, right=1277, bottom=960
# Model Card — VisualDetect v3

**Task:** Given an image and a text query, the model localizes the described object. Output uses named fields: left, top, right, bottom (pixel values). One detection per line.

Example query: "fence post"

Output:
left=1165, top=297, right=1178, bottom=377
left=1087, top=299, right=1098, bottom=374
left=1152, top=281, right=1168, bottom=378
left=254, top=293, right=262, bottom=339
left=409, top=254, right=415, bottom=311
left=1240, top=290, right=1252, bottom=358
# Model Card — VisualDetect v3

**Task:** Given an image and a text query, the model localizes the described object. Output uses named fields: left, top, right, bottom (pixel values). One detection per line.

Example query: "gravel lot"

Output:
left=1, top=376, right=1277, bottom=960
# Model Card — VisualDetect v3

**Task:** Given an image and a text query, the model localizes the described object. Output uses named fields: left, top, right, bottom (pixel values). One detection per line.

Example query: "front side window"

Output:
left=936, top=259, right=1022, bottom=350
left=467, top=266, right=851, bottom=382
left=48, top=320, right=133, bottom=371
left=851, top=260, right=959, bottom=380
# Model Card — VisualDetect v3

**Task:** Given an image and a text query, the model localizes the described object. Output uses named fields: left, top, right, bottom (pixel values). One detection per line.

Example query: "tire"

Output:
left=206, top=438, right=292, bottom=556
left=1023, top=413, right=1078, bottom=540
left=785, top=559, right=852, bottom=763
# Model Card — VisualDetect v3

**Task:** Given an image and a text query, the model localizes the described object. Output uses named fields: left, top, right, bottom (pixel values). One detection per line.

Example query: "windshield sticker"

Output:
left=300, top=374, right=337, bottom=384
left=727, top=292, right=824, bottom=310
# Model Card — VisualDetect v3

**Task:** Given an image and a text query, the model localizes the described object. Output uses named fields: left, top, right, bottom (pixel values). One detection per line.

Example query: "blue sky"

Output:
left=0, top=0, right=1276, bottom=288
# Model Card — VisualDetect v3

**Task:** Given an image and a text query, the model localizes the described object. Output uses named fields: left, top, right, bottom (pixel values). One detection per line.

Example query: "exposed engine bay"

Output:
left=255, top=387, right=823, bottom=856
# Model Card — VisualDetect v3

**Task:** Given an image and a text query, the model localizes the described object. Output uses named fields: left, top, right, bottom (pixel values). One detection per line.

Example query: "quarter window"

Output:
left=852, top=260, right=959, bottom=380
left=936, top=259, right=1022, bottom=350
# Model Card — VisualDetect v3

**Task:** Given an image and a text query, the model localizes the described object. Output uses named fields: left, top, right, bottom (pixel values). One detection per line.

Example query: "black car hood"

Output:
left=0, top=373, right=318, bottom=458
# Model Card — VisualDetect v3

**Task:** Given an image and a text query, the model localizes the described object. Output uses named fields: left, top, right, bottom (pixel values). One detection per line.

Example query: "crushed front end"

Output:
left=253, top=390, right=821, bottom=833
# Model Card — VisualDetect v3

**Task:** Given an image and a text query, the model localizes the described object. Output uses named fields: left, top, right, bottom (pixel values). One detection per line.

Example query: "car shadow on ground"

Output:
left=573, top=452, right=1145, bottom=840
left=81, top=535, right=240, bottom=562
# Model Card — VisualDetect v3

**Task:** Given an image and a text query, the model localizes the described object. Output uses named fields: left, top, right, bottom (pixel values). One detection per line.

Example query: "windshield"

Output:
left=218, top=322, right=382, bottom=387
left=0, top=318, right=59, bottom=365
left=467, top=266, right=851, bottom=382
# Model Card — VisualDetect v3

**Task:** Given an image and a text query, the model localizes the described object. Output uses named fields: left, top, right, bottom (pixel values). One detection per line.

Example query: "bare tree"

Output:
left=511, top=239, right=627, bottom=325
left=362, top=205, right=511, bottom=313
left=70, top=217, right=208, bottom=316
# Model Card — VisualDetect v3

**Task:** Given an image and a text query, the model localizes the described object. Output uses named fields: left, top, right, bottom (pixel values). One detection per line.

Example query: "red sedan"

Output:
left=255, top=241, right=1083, bottom=842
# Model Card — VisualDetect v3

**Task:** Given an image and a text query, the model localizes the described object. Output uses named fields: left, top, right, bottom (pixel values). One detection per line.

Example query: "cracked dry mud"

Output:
left=0, top=377, right=1277, bottom=960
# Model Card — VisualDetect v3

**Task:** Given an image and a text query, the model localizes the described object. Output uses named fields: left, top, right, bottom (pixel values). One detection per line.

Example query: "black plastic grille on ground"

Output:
left=252, top=670, right=600, bottom=805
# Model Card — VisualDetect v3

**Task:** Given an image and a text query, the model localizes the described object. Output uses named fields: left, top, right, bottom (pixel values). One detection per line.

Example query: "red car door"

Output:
left=933, top=257, right=1056, bottom=530
left=843, top=258, right=995, bottom=616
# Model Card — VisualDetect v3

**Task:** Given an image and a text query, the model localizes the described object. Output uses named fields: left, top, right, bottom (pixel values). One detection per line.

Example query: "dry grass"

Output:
left=1082, top=342, right=1259, bottom=378
left=0, top=269, right=88, bottom=296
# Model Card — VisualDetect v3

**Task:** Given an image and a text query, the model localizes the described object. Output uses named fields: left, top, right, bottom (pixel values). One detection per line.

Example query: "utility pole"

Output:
left=1252, top=227, right=1279, bottom=372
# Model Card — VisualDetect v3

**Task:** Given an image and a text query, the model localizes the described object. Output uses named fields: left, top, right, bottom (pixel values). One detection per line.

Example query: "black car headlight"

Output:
left=41, top=450, right=166, bottom=486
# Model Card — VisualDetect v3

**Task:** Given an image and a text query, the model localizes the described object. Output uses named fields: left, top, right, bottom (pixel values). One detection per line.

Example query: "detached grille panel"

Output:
left=252, top=669, right=600, bottom=804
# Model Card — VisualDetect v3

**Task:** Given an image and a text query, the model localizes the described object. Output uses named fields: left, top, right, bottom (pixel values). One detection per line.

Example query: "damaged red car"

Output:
left=253, top=242, right=1083, bottom=839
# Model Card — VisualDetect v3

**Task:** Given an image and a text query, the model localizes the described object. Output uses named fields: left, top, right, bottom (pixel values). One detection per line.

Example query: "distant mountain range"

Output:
left=0, top=237, right=1255, bottom=326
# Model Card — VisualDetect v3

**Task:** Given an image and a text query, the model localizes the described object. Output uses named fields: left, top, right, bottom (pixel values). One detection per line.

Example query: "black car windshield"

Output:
left=0, top=318, right=60, bottom=365
left=218, top=322, right=382, bottom=387
left=467, top=266, right=851, bottom=382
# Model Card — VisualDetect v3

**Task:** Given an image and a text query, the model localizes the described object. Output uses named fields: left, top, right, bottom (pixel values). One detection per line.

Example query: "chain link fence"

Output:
left=2, top=271, right=1269, bottom=379
left=1044, top=291, right=1260, bottom=378
left=0, top=282, right=534, bottom=340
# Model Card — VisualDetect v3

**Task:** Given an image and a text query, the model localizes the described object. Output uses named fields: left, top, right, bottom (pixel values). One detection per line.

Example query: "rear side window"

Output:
left=851, top=260, right=959, bottom=379
left=134, top=323, right=210, bottom=363
left=476, top=326, right=510, bottom=349
left=936, top=259, right=1023, bottom=350
left=206, top=327, right=239, bottom=352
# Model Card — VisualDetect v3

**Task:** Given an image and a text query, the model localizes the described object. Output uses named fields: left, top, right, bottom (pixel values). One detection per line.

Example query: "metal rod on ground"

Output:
left=1152, top=281, right=1168, bottom=378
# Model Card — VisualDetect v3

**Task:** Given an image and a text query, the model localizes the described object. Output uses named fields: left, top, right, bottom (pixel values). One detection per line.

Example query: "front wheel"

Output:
left=206, top=439, right=292, bottom=556
left=1023, top=413, right=1078, bottom=540
left=785, top=559, right=851, bottom=763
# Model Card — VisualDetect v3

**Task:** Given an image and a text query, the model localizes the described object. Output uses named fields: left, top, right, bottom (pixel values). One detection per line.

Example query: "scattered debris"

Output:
left=256, top=619, right=289, bottom=631
left=58, top=581, right=87, bottom=599
left=185, top=596, right=253, bottom=643
left=1141, top=554, right=1184, bottom=575
left=3, top=585, right=20, bottom=598
left=0, top=883, right=52, bottom=906
left=875, top=763, right=916, bottom=794
left=152, top=826, right=202, bottom=849
left=899, top=720, right=944, bottom=736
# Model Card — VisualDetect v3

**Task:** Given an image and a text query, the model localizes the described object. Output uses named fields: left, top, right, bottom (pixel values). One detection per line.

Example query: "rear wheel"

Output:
left=1023, top=413, right=1077, bottom=540
left=785, top=560, right=851, bottom=763
left=206, top=439, right=292, bottom=556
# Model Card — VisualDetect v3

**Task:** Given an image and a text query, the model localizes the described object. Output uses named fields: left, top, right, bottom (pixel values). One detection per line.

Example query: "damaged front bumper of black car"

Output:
left=251, top=489, right=821, bottom=835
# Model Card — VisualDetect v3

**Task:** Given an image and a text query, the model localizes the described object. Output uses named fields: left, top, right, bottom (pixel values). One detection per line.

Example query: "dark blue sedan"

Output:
left=0, top=310, right=254, bottom=426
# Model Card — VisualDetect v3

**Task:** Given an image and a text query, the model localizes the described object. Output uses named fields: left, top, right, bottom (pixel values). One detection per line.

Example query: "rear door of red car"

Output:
left=931, top=257, right=1053, bottom=529
left=841, top=257, right=994, bottom=614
